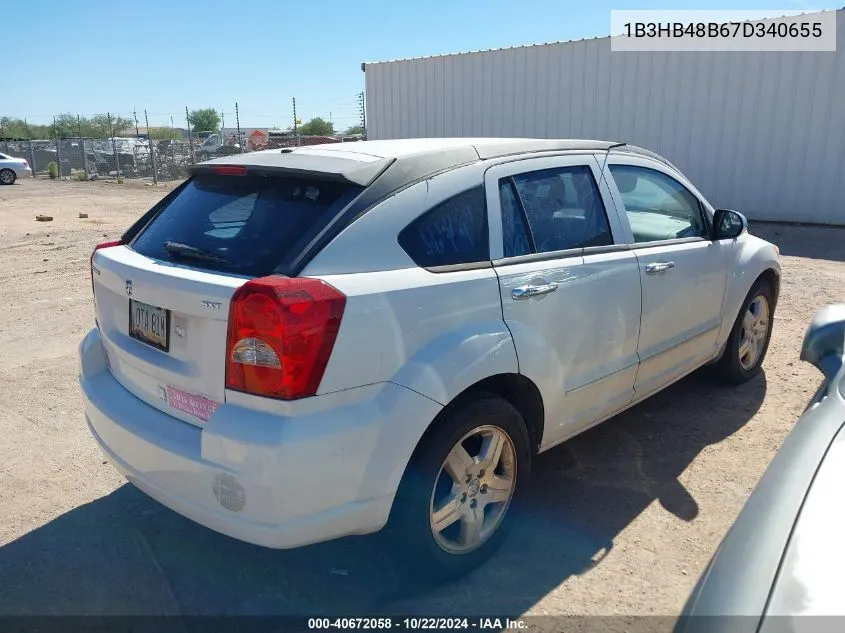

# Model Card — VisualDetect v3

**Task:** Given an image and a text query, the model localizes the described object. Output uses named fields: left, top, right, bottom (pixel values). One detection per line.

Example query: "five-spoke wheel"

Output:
left=430, top=425, right=517, bottom=554
left=388, top=394, right=531, bottom=580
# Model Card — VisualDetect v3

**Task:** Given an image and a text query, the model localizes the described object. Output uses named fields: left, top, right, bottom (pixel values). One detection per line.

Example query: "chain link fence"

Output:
left=1, top=133, right=363, bottom=183
left=1, top=97, right=367, bottom=183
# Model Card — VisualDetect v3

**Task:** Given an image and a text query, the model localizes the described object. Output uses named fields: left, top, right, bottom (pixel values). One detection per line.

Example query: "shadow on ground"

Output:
left=0, top=370, right=766, bottom=617
left=750, top=222, right=845, bottom=263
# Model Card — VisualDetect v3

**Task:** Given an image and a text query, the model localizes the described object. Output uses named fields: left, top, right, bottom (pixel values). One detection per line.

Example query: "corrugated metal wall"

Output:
left=363, top=10, right=844, bottom=224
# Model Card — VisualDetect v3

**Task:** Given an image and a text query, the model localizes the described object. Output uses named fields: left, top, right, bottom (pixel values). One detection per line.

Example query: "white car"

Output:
left=80, top=138, right=780, bottom=579
left=0, top=152, right=32, bottom=184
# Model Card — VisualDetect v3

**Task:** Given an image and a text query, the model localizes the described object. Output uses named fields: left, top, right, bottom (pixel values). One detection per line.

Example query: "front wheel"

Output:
left=715, top=279, right=775, bottom=384
left=0, top=169, right=16, bottom=185
left=387, top=394, right=531, bottom=581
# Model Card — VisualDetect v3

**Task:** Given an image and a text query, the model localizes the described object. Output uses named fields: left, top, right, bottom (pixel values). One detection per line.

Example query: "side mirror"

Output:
left=801, top=304, right=845, bottom=379
left=712, top=209, right=748, bottom=240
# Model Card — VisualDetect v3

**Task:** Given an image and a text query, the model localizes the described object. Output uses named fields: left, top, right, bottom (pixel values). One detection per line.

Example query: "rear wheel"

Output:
left=715, top=279, right=775, bottom=384
left=388, top=394, right=531, bottom=581
left=0, top=169, right=16, bottom=185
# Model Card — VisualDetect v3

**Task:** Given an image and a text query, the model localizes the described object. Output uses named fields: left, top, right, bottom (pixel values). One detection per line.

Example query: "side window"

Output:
left=608, top=165, right=708, bottom=243
left=398, top=186, right=489, bottom=268
left=501, top=165, right=612, bottom=255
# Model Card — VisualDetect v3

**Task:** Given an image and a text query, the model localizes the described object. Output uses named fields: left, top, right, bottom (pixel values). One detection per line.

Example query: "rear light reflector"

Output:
left=225, top=276, right=346, bottom=400
left=211, top=165, right=247, bottom=176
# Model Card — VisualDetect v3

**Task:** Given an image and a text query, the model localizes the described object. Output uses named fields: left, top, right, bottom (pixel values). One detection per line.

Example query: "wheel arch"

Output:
left=757, top=267, right=780, bottom=308
left=414, top=373, right=545, bottom=457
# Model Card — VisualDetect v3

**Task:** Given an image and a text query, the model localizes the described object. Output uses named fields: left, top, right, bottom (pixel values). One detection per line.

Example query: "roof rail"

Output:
left=610, top=144, right=678, bottom=171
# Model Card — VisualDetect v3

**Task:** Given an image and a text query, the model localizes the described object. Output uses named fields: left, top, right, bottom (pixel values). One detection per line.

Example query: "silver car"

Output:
left=676, top=304, right=845, bottom=631
left=0, top=152, right=32, bottom=184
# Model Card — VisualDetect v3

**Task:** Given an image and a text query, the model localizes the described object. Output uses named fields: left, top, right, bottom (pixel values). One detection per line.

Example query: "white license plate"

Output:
left=129, top=299, right=170, bottom=351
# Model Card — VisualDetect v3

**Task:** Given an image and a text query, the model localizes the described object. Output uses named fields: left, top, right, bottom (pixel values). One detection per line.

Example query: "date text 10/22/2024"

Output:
left=307, top=617, right=528, bottom=631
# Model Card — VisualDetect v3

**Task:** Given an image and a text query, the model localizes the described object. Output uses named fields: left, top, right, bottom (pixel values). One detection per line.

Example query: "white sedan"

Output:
left=81, top=138, right=780, bottom=579
left=0, top=152, right=32, bottom=184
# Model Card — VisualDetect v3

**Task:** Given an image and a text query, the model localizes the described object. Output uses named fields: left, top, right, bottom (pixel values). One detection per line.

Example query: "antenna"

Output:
left=599, top=142, right=627, bottom=178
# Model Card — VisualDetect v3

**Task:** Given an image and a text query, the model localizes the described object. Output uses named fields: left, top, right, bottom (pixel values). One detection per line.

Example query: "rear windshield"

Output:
left=131, top=175, right=361, bottom=276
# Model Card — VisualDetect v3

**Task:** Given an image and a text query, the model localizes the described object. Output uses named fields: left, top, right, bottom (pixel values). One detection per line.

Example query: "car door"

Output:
left=486, top=154, right=642, bottom=449
left=604, top=157, right=731, bottom=400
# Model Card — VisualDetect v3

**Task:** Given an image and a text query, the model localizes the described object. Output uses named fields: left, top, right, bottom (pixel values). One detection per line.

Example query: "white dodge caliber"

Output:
left=81, top=139, right=780, bottom=579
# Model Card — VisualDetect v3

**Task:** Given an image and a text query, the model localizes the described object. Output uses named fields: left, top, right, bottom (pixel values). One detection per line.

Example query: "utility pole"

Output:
left=185, top=106, right=195, bottom=163
left=133, top=109, right=140, bottom=138
left=293, top=97, right=299, bottom=146
left=145, top=109, right=157, bottom=185
left=235, top=102, right=241, bottom=152
left=358, top=91, right=366, bottom=139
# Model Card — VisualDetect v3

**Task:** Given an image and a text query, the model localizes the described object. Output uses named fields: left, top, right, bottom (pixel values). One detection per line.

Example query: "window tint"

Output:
left=499, top=179, right=532, bottom=258
left=131, top=175, right=361, bottom=276
left=504, top=166, right=612, bottom=254
left=609, top=165, right=708, bottom=243
left=398, top=186, right=489, bottom=268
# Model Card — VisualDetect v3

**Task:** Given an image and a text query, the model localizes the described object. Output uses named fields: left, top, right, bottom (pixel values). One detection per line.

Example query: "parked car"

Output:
left=0, top=152, right=32, bottom=184
left=675, top=303, right=845, bottom=631
left=80, top=138, right=781, bottom=579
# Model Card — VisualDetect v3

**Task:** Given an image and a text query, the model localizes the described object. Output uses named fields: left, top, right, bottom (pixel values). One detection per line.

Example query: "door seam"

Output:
left=490, top=264, right=521, bottom=376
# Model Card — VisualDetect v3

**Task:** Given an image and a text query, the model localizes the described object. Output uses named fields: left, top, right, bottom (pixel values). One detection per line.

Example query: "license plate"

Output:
left=129, top=299, right=170, bottom=351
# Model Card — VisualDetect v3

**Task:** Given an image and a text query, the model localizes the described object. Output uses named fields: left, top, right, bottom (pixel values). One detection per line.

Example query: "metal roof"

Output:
left=361, top=9, right=840, bottom=69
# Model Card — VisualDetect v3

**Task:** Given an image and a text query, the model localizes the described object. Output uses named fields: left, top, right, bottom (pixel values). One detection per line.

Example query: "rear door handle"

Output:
left=512, top=282, right=559, bottom=300
left=645, top=261, right=675, bottom=275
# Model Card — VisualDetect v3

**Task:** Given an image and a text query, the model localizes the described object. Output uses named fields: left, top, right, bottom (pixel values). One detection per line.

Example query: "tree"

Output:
left=149, top=127, right=183, bottom=140
left=298, top=117, right=334, bottom=136
left=343, top=124, right=364, bottom=136
left=0, top=117, right=33, bottom=139
left=88, top=114, right=133, bottom=137
left=187, top=108, right=221, bottom=134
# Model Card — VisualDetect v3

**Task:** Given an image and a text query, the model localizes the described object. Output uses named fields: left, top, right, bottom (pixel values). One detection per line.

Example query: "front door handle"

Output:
left=512, top=282, right=559, bottom=300
left=645, top=261, right=675, bottom=275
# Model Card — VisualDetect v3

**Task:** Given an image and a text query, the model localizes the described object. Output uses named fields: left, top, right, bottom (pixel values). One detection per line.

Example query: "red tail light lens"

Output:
left=22, top=160, right=28, bottom=168
left=225, top=276, right=346, bottom=400
left=90, top=240, right=123, bottom=296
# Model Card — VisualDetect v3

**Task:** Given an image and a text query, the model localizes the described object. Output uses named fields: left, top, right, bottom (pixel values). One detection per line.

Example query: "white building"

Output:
left=362, top=9, right=845, bottom=225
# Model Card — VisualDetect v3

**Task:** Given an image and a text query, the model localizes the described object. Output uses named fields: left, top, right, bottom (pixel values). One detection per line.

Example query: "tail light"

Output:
left=211, top=165, right=247, bottom=176
left=22, top=160, right=28, bottom=168
left=225, top=275, right=346, bottom=400
left=90, top=239, right=123, bottom=298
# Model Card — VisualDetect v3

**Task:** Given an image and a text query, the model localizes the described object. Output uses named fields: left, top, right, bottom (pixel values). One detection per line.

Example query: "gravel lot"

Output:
left=1, top=178, right=843, bottom=621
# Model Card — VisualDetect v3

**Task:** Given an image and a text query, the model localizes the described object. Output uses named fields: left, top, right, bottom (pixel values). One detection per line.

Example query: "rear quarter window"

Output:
left=130, top=175, right=361, bottom=276
left=398, top=186, right=489, bottom=268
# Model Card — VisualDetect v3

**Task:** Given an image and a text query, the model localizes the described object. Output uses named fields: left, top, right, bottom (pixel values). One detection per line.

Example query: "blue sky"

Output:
left=3, top=0, right=834, bottom=131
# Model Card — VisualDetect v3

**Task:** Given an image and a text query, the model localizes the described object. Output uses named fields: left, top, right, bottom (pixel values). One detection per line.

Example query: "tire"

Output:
left=715, top=278, right=775, bottom=385
left=387, top=393, right=532, bottom=581
left=0, top=169, right=16, bottom=185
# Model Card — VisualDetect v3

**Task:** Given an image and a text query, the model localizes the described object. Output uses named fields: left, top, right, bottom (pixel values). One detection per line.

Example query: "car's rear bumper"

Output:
left=79, top=328, right=441, bottom=548
left=14, top=166, right=32, bottom=179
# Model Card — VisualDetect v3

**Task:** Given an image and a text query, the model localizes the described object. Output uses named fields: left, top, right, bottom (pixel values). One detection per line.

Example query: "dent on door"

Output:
left=499, top=251, right=642, bottom=448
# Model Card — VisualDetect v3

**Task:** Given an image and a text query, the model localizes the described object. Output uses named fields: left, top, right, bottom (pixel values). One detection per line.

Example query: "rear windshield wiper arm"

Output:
left=162, top=241, right=231, bottom=265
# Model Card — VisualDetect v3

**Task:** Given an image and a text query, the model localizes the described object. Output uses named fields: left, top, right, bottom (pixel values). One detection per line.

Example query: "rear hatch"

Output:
left=91, top=172, right=361, bottom=425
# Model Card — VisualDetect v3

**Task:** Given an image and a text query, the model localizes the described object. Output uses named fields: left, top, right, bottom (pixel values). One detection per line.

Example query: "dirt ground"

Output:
left=0, top=177, right=843, bottom=621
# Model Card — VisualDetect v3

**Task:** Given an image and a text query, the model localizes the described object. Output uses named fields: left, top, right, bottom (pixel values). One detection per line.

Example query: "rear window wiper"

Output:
left=162, top=241, right=231, bottom=265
